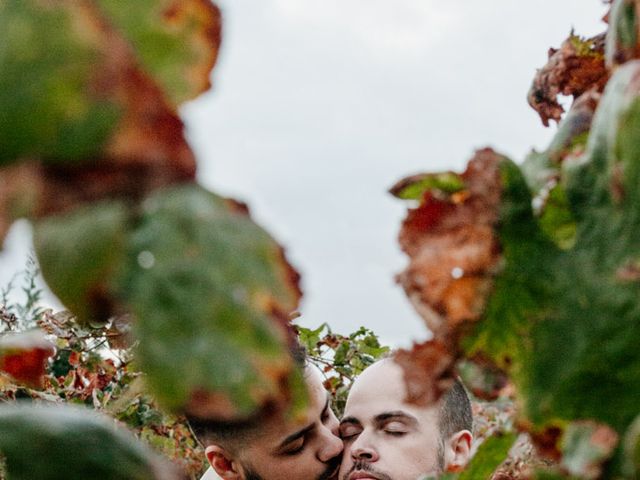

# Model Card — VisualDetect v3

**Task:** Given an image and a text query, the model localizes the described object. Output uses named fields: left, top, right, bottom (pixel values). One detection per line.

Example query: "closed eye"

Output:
left=339, top=423, right=362, bottom=440
left=384, top=430, right=407, bottom=436
left=281, top=437, right=305, bottom=456
left=383, top=421, right=408, bottom=435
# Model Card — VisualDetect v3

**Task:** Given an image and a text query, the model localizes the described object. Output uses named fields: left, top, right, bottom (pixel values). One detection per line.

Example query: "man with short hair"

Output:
left=338, top=358, right=473, bottom=480
left=193, top=364, right=343, bottom=480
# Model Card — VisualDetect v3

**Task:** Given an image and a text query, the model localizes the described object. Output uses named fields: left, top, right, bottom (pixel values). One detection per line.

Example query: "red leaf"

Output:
left=0, top=331, right=56, bottom=389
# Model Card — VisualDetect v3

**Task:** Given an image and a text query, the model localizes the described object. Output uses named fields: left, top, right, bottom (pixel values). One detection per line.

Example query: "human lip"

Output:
left=348, top=471, right=380, bottom=480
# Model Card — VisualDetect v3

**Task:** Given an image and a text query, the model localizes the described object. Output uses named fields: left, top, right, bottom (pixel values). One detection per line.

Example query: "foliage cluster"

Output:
left=0, top=265, right=207, bottom=479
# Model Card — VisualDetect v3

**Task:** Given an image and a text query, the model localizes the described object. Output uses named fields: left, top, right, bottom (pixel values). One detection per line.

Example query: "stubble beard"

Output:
left=341, top=461, right=394, bottom=480
left=243, top=458, right=340, bottom=480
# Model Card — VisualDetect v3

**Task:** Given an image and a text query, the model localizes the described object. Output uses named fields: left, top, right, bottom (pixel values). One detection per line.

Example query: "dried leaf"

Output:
left=0, top=330, right=55, bottom=389
left=396, top=149, right=504, bottom=338
left=394, top=340, right=455, bottom=407
left=528, top=33, right=607, bottom=126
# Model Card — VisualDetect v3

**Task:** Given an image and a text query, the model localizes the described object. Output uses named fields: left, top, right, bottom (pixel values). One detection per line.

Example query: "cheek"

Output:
left=387, top=435, right=441, bottom=474
left=338, top=446, right=355, bottom=476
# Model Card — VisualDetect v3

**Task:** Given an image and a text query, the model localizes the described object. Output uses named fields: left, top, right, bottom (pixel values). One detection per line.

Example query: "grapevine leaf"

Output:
left=0, top=330, right=55, bottom=389
left=395, top=149, right=504, bottom=338
left=389, top=172, right=465, bottom=200
left=394, top=341, right=455, bottom=407
left=0, top=0, right=220, bottom=168
left=0, top=0, right=119, bottom=165
left=96, top=0, right=222, bottom=105
left=395, top=60, right=640, bottom=463
left=605, top=0, right=640, bottom=69
left=0, top=404, right=178, bottom=480
left=458, top=432, right=517, bottom=480
left=528, top=33, right=607, bottom=126
left=623, top=415, right=640, bottom=477
left=33, top=200, right=129, bottom=326
left=121, top=184, right=305, bottom=420
left=419, top=432, right=516, bottom=480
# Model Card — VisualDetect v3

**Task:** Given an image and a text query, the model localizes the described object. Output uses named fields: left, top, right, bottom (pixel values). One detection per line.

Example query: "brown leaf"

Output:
left=393, top=340, right=455, bottom=407
left=525, top=423, right=564, bottom=462
left=396, top=148, right=503, bottom=338
left=0, top=330, right=56, bottom=389
left=528, top=33, right=608, bottom=126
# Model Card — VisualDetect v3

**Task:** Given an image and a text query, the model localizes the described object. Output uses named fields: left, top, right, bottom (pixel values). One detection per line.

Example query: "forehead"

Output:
left=343, top=360, right=438, bottom=424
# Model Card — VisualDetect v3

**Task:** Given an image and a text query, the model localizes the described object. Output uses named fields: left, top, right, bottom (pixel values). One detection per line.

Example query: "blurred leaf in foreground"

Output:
left=0, top=0, right=220, bottom=167
left=394, top=60, right=640, bottom=477
left=121, top=184, right=305, bottom=420
left=0, top=404, right=178, bottom=480
left=33, top=200, right=129, bottom=326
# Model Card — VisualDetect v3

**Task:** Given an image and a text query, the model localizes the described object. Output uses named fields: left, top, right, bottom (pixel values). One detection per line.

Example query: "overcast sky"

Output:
left=1, top=1, right=607, bottom=346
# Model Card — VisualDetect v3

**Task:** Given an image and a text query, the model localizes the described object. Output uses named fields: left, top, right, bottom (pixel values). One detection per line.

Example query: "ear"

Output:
left=205, top=444, right=243, bottom=480
left=443, top=430, right=473, bottom=473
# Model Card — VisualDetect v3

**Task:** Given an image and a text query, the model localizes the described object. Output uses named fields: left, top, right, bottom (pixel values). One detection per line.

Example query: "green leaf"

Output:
left=34, top=200, right=128, bottom=325
left=390, top=172, right=465, bottom=200
left=297, top=323, right=327, bottom=351
left=96, top=0, right=221, bottom=105
left=623, top=415, right=640, bottom=477
left=462, top=65, right=640, bottom=434
left=537, top=184, right=577, bottom=250
left=121, top=184, right=303, bottom=418
left=605, top=0, right=639, bottom=68
left=0, top=403, right=176, bottom=480
left=418, top=432, right=516, bottom=480
left=0, top=0, right=120, bottom=165
left=0, top=0, right=220, bottom=166
left=458, top=432, right=517, bottom=480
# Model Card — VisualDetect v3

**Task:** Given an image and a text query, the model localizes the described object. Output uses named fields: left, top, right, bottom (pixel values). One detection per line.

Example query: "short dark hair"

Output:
left=437, top=378, right=473, bottom=441
left=186, top=342, right=308, bottom=453
left=187, top=410, right=265, bottom=455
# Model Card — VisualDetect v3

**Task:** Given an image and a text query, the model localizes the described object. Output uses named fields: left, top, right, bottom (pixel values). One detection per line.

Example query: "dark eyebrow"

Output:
left=274, top=397, right=330, bottom=452
left=340, top=416, right=361, bottom=427
left=373, top=411, right=419, bottom=427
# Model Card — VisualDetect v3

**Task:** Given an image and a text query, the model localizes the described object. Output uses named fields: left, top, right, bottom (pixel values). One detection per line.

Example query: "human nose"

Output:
left=317, top=422, right=343, bottom=463
left=349, top=430, right=379, bottom=462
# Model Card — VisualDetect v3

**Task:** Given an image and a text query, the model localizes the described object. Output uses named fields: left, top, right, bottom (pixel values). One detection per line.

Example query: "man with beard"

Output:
left=338, top=358, right=473, bottom=480
left=193, top=363, right=343, bottom=480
